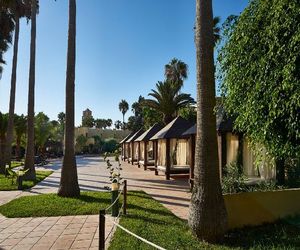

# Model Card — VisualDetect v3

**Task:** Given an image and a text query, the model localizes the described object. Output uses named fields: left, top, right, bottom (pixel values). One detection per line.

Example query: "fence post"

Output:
left=99, top=210, right=105, bottom=250
left=123, top=180, right=127, bottom=215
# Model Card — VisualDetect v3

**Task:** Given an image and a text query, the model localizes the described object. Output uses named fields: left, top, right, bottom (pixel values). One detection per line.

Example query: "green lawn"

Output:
left=0, top=191, right=299, bottom=249
left=0, top=170, right=53, bottom=191
left=11, top=161, right=24, bottom=168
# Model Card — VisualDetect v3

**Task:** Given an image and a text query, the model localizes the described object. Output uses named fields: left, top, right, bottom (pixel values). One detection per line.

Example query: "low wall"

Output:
left=224, top=188, right=300, bottom=229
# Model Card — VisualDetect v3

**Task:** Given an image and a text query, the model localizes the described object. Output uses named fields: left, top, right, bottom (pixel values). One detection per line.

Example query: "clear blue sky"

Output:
left=0, top=0, right=249, bottom=126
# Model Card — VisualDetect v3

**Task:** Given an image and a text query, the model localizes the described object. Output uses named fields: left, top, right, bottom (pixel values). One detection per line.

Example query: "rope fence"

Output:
left=98, top=180, right=166, bottom=250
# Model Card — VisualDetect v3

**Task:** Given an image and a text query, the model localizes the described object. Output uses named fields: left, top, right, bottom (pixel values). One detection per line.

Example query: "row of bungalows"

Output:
left=120, top=115, right=275, bottom=186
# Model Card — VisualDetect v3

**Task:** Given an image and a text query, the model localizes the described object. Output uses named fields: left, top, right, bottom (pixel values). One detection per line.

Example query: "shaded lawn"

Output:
left=0, top=191, right=299, bottom=249
left=0, top=170, right=53, bottom=191
left=0, top=191, right=112, bottom=217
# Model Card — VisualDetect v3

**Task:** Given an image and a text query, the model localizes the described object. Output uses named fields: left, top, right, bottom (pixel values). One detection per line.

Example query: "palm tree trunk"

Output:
left=16, top=136, right=21, bottom=160
left=58, top=0, right=80, bottom=197
left=24, top=0, right=37, bottom=180
left=4, top=14, right=20, bottom=169
left=188, top=0, right=227, bottom=242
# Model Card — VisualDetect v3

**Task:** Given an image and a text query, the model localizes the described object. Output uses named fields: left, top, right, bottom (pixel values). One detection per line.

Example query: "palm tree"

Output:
left=188, top=0, right=227, bottom=242
left=193, top=16, right=221, bottom=47
left=24, top=0, right=36, bottom=180
left=164, top=58, right=188, bottom=89
left=143, top=81, right=195, bottom=125
left=4, top=0, right=31, bottom=169
left=14, top=114, right=26, bottom=160
left=213, top=16, right=221, bottom=45
left=58, top=0, right=80, bottom=197
left=0, top=8, right=15, bottom=78
left=119, top=99, right=129, bottom=126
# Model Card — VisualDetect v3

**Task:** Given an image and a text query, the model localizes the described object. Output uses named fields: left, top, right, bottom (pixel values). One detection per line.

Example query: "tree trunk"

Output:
left=4, top=15, right=20, bottom=169
left=16, top=136, right=21, bottom=160
left=275, top=158, right=285, bottom=185
left=58, top=0, right=80, bottom=197
left=24, top=0, right=37, bottom=181
left=0, top=136, right=6, bottom=174
left=188, top=0, right=227, bottom=242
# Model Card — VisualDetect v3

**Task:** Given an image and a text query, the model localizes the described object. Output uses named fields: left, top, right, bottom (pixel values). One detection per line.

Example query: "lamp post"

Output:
left=111, top=179, right=119, bottom=217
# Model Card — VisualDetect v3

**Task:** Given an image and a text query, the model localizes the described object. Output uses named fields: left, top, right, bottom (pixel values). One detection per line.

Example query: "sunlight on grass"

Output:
left=0, top=170, right=52, bottom=191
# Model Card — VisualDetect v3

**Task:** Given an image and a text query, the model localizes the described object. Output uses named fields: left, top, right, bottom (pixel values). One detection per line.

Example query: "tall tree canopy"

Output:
left=118, top=99, right=129, bottom=125
left=218, top=0, right=300, bottom=166
left=143, top=80, right=195, bottom=124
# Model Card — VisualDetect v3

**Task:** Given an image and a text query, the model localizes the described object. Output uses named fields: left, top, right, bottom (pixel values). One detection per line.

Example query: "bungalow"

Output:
left=125, top=128, right=144, bottom=165
left=134, top=123, right=163, bottom=170
left=120, top=131, right=135, bottom=161
left=150, top=116, right=194, bottom=180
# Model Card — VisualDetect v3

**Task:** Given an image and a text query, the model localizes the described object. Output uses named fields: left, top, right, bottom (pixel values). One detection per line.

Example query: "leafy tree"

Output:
left=106, top=119, right=112, bottom=128
left=218, top=0, right=300, bottom=184
left=127, top=96, right=144, bottom=131
left=114, top=120, right=122, bottom=130
left=57, top=112, right=65, bottom=124
left=82, top=116, right=94, bottom=127
left=34, top=112, right=52, bottom=155
left=102, top=138, right=118, bottom=153
left=178, top=105, right=197, bottom=123
left=14, top=114, right=26, bottom=160
left=75, top=134, right=87, bottom=153
left=58, top=0, right=80, bottom=197
left=188, top=0, right=227, bottom=242
left=143, top=81, right=195, bottom=124
left=118, top=99, right=129, bottom=126
left=142, top=107, right=163, bottom=129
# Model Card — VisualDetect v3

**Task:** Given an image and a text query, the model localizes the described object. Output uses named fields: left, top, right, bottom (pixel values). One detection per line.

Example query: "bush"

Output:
left=222, top=162, right=248, bottom=194
left=286, top=158, right=300, bottom=188
left=102, top=138, right=118, bottom=153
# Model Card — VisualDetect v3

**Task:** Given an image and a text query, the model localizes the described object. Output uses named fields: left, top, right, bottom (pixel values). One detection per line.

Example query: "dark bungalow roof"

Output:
left=181, top=112, right=234, bottom=136
left=119, top=131, right=135, bottom=144
left=135, top=123, right=163, bottom=142
left=217, top=116, right=234, bottom=132
left=150, top=116, right=194, bottom=140
left=125, top=128, right=144, bottom=143
left=182, top=124, right=196, bottom=136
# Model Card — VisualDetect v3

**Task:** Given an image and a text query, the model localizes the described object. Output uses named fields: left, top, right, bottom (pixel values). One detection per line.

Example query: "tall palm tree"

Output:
left=213, top=16, right=221, bottom=45
left=24, top=0, right=36, bottom=180
left=58, top=0, right=80, bottom=197
left=4, top=0, right=31, bottom=169
left=119, top=99, right=129, bottom=126
left=143, top=81, right=195, bottom=125
left=164, top=58, right=188, bottom=89
left=14, top=114, right=26, bottom=160
left=0, top=8, right=15, bottom=78
left=188, top=0, right=227, bottom=242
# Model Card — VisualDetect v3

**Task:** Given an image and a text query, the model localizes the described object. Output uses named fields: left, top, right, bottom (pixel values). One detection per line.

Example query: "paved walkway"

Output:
left=0, top=156, right=191, bottom=249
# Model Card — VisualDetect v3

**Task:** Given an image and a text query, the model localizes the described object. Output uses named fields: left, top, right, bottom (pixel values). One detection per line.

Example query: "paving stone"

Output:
left=75, top=233, right=94, bottom=241
left=70, top=239, right=92, bottom=249
left=0, top=238, right=22, bottom=246
left=17, top=236, right=40, bottom=245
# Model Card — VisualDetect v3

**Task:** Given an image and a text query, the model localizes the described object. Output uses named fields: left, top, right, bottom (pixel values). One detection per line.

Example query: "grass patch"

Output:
left=0, top=191, right=299, bottom=249
left=0, top=191, right=111, bottom=217
left=0, top=170, right=53, bottom=191
left=109, top=192, right=300, bottom=250
left=11, top=161, right=24, bottom=168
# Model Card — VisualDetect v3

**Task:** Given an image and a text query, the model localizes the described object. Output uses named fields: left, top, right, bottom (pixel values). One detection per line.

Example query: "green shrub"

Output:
left=286, top=158, right=300, bottom=188
left=102, top=138, right=118, bottom=153
left=222, top=162, right=248, bottom=194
